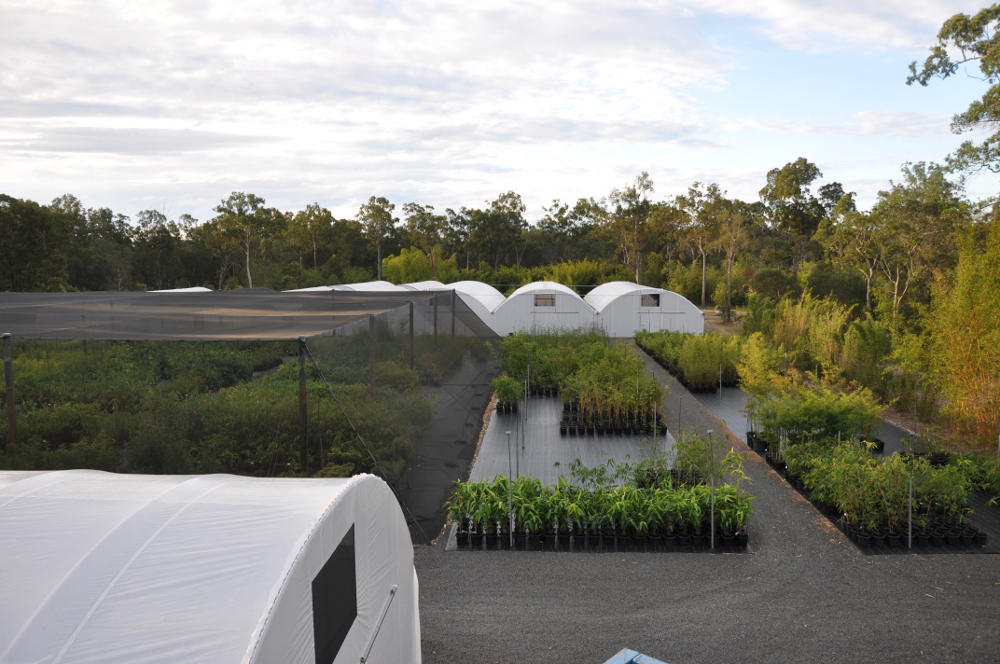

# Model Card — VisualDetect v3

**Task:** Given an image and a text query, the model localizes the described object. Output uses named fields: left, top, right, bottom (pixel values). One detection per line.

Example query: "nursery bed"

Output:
left=755, top=445, right=1000, bottom=555
left=469, top=396, right=675, bottom=486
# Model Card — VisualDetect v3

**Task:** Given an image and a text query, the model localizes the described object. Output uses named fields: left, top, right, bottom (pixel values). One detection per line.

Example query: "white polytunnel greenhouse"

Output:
left=585, top=281, right=705, bottom=336
left=491, top=280, right=596, bottom=336
left=0, top=470, right=421, bottom=664
left=406, top=280, right=506, bottom=336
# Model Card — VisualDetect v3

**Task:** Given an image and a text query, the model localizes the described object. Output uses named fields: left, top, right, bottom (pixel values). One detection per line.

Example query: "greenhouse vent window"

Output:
left=534, top=294, right=556, bottom=307
left=641, top=293, right=660, bottom=307
left=312, top=525, right=357, bottom=664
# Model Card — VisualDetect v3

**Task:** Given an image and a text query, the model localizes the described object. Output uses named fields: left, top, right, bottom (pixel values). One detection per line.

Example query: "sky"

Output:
left=1, top=0, right=996, bottom=225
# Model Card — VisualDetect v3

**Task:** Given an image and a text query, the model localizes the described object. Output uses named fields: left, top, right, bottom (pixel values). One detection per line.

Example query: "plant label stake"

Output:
left=507, top=430, right=513, bottom=550
left=708, top=429, right=715, bottom=552
left=908, top=472, right=913, bottom=549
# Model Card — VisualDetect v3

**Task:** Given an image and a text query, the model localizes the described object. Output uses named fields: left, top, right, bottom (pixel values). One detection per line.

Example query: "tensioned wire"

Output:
left=303, top=342, right=432, bottom=545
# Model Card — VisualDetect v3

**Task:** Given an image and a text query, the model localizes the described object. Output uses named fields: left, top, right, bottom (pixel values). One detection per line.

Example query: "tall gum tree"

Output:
left=403, top=202, right=445, bottom=278
left=213, top=192, right=282, bottom=289
left=676, top=182, right=725, bottom=307
left=357, top=196, right=398, bottom=281
left=908, top=5, right=1000, bottom=172
left=759, top=158, right=826, bottom=277
left=597, top=173, right=654, bottom=284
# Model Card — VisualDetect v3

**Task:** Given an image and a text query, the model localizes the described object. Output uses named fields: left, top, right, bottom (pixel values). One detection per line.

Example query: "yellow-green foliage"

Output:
left=637, top=330, right=740, bottom=390
left=772, top=291, right=852, bottom=376
left=499, top=331, right=665, bottom=420
left=757, top=382, right=884, bottom=447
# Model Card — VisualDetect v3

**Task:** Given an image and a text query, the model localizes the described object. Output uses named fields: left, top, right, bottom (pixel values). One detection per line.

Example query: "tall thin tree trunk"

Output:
left=726, top=257, right=733, bottom=323
left=701, top=249, right=708, bottom=308
left=245, top=246, right=253, bottom=288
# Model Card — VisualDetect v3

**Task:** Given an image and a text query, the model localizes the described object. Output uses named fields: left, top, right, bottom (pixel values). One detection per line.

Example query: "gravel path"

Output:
left=414, top=345, right=1000, bottom=664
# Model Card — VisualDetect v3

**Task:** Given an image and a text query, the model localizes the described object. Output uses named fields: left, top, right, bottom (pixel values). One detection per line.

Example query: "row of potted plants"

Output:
left=492, top=331, right=666, bottom=430
left=448, top=443, right=755, bottom=552
left=559, top=400, right=667, bottom=436
left=635, top=330, right=741, bottom=392
left=448, top=475, right=754, bottom=551
left=754, top=437, right=991, bottom=548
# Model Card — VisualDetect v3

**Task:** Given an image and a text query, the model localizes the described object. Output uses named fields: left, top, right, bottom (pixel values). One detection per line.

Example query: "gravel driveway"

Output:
left=415, top=355, right=1000, bottom=664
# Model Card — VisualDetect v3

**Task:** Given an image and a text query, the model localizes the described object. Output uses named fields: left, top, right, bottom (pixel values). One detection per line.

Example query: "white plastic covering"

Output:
left=491, top=281, right=596, bottom=336
left=149, top=286, right=213, bottom=292
left=585, top=281, right=705, bottom=336
left=0, top=470, right=420, bottom=664
left=400, top=281, right=446, bottom=291
left=334, top=281, right=410, bottom=292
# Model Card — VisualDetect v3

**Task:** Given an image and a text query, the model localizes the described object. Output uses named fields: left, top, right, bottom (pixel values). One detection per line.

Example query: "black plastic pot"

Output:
left=677, top=534, right=692, bottom=547
left=736, top=531, right=749, bottom=548
left=456, top=531, right=469, bottom=549
left=513, top=532, right=526, bottom=550
left=573, top=533, right=586, bottom=551
left=664, top=534, right=677, bottom=551
left=485, top=532, right=498, bottom=549
left=558, top=532, right=571, bottom=550
left=470, top=532, right=484, bottom=549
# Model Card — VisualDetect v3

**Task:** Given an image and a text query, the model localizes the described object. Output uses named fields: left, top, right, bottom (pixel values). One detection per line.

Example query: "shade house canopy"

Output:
left=0, top=289, right=448, bottom=341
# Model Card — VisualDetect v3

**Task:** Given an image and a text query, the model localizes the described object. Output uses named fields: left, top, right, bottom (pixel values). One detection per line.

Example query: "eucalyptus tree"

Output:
left=134, top=209, right=184, bottom=290
left=597, top=172, right=654, bottom=284
left=676, top=182, right=725, bottom=307
left=758, top=158, right=827, bottom=277
left=869, top=162, right=966, bottom=322
left=356, top=196, right=398, bottom=281
left=214, top=192, right=283, bottom=289
left=908, top=5, right=1000, bottom=172
left=402, top=202, right=446, bottom=278
left=814, top=192, right=882, bottom=312
left=287, top=203, right=334, bottom=270
left=716, top=199, right=757, bottom=322
left=0, top=195, right=67, bottom=291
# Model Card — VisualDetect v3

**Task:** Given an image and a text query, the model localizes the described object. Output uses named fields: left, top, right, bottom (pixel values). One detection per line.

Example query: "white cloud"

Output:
left=0, top=0, right=991, bottom=220
left=689, top=0, right=967, bottom=52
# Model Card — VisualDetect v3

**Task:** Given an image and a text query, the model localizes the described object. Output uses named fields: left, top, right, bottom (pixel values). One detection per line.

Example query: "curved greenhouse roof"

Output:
left=505, top=280, right=579, bottom=299
left=0, top=470, right=420, bottom=664
left=584, top=281, right=704, bottom=336
left=492, top=280, right=596, bottom=336
left=448, top=280, right=506, bottom=313
left=401, top=280, right=447, bottom=291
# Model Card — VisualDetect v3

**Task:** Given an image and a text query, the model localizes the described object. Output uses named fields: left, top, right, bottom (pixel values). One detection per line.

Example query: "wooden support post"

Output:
left=369, top=314, right=376, bottom=398
left=298, top=337, right=308, bottom=475
left=408, top=301, right=415, bottom=370
left=3, top=334, right=17, bottom=448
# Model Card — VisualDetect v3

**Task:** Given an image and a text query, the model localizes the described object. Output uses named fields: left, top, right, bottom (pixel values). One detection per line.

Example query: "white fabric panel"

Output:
left=492, top=281, right=596, bottom=336
left=585, top=282, right=704, bottom=336
left=0, top=471, right=419, bottom=664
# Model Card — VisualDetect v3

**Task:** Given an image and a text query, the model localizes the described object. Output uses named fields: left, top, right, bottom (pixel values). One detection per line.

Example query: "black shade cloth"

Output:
left=0, top=289, right=457, bottom=341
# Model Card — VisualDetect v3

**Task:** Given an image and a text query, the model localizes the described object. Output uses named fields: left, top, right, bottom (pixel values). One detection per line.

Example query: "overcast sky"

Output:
left=1, top=0, right=994, bottom=224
